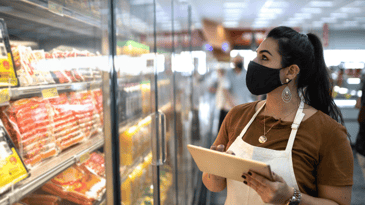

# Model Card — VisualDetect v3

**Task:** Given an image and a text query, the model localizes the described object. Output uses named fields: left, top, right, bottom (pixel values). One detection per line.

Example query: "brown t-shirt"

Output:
left=214, top=101, right=354, bottom=196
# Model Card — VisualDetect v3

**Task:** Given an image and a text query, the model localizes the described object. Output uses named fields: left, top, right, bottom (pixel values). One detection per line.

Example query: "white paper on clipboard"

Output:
left=187, top=144, right=274, bottom=182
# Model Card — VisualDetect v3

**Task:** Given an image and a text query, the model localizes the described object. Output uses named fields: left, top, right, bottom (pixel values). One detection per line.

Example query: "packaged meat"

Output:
left=47, top=94, right=85, bottom=150
left=81, top=152, right=105, bottom=177
left=1, top=97, right=58, bottom=168
left=0, top=119, right=29, bottom=194
left=42, top=165, right=106, bottom=205
left=91, top=89, right=103, bottom=126
left=31, top=50, right=56, bottom=84
left=69, top=91, right=102, bottom=138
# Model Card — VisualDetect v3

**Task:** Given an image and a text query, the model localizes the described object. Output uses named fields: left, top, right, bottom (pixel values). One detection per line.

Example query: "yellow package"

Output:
left=0, top=121, right=29, bottom=194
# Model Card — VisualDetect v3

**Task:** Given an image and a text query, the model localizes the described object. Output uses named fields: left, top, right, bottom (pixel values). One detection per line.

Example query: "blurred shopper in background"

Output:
left=203, top=26, right=353, bottom=205
left=355, top=76, right=365, bottom=181
left=214, top=67, right=231, bottom=132
left=222, top=55, right=254, bottom=110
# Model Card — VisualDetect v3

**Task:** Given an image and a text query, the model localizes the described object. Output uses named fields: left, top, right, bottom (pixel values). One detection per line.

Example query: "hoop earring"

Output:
left=282, top=79, right=292, bottom=103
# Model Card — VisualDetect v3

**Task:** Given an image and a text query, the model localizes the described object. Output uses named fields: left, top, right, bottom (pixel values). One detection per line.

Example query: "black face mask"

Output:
left=246, top=61, right=289, bottom=95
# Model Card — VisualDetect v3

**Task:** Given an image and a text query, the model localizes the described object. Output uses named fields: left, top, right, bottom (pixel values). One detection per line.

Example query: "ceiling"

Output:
left=187, top=0, right=365, bottom=31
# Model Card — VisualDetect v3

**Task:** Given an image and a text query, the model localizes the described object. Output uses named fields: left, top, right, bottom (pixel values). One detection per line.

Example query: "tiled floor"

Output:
left=209, top=151, right=365, bottom=205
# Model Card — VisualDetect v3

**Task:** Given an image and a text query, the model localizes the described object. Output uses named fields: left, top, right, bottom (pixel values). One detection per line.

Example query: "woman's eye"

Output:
left=261, top=55, right=268, bottom=61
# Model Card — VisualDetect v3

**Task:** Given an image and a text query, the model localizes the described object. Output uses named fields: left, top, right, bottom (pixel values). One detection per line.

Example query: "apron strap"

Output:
left=236, top=101, right=266, bottom=140
left=285, top=100, right=305, bottom=152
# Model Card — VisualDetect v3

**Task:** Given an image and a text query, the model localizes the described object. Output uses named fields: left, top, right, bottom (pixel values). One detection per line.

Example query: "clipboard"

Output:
left=187, top=144, right=273, bottom=182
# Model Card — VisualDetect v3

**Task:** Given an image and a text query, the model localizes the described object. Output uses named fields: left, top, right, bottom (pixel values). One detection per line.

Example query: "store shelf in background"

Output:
left=8, top=81, right=101, bottom=100
left=0, top=136, right=105, bottom=205
left=0, top=0, right=101, bottom=40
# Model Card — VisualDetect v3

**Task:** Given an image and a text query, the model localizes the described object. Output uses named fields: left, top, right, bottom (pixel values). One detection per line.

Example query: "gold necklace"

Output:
left=258, top=105, right=298, bottom=144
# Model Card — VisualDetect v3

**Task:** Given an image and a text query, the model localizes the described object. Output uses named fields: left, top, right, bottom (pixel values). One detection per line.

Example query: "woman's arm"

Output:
left=202, top=172, right=226, bottom=192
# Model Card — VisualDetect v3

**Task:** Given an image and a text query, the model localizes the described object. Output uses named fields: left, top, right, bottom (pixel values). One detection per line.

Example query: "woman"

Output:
left=202, top=26, right=353, bottom=205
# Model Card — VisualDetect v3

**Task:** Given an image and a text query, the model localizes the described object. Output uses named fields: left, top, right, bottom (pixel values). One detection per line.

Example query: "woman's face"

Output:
left=254, top=37, right=282, bottom=69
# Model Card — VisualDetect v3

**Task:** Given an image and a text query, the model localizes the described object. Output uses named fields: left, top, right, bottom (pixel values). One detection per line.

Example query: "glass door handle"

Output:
left=151, top=111, right=166, bottom=165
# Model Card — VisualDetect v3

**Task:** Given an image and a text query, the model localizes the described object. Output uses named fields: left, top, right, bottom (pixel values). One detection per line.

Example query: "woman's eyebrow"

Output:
left=258, top=50, right=273, bottom=56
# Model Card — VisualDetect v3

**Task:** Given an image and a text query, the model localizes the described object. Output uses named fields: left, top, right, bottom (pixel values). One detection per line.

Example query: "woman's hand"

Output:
left=242, top=171, right=293, bottom=204
left=209, top=144, right=235, bottom=181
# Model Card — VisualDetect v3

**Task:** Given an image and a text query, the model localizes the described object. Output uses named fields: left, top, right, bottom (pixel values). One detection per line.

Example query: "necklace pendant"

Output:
left=259, top=136, right=267, bottom=144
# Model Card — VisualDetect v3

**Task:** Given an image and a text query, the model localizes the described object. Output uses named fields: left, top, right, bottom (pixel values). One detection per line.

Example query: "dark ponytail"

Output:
left=267, top=26, right=345, bottom=125
left=305, top=33, right=344, bottom=125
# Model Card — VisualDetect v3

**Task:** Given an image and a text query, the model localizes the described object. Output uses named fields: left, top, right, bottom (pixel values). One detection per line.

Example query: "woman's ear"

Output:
left=286, top=64, right=300, bottom=80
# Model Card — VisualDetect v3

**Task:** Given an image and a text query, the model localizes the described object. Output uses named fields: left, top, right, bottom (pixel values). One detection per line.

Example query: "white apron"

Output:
left=225, top=101, right=305, bottom=205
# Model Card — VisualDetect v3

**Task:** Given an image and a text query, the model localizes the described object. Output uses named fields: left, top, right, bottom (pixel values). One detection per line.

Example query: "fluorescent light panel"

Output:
left=340, top=7, right=361, bottom=13
left=309, top=1, right=334, bottom=7
left=261, top=8, right=283, bottom=14
left=294, top=13, right=312, bottom=19
left=301, top=7, right=322, bottom=13
left=330, top=13, right=348, bottom=18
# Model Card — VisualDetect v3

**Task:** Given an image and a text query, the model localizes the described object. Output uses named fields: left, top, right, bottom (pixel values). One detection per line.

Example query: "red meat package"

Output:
left=47, top=94, right=85, bottom=150
left=91, top=89, right=103, bottom=126
left=41, top=165, right=106, bottom=205
left=10, top=46, right=55, bottom=86
left=1, top=97, right=58, bottom=168
left=44, top=52, right=72, bottom=84
left=81, top=152, right=105, bottom=178
left=69, top=91, right=102, bottom=138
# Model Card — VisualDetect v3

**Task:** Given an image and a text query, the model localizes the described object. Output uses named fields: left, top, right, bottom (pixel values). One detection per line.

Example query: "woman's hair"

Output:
left=267, top=26, right=345, bottom=125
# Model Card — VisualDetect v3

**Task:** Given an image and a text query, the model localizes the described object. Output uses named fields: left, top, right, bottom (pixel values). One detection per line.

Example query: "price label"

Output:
left=78, top=152, right=90, bottom=164
left=42, top=88, right=59, bottom=99
left=48, top=1, right=63, bottom=15
left=0, top=88, right=10, bottom=104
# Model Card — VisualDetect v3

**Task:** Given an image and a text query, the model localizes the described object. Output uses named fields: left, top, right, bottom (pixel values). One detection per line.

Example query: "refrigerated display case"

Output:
left=0, top=0, right=203, bottom=204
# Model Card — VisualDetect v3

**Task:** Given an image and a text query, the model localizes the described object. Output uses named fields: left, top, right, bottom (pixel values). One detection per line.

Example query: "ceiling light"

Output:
left=261, top=8, right=283, bottom=14
left=224, top=2, right=247, bottom=8
left=340, top=7, right=361, bottom=13
left=309, top=1, right=334, bottom=7
left=294, top=13, right=312, bottom=19
left=343, top=21, right=359, bottom=27
left=330, top=13, right=348, bottom=18
left=301, top=7, right=322, bottom=13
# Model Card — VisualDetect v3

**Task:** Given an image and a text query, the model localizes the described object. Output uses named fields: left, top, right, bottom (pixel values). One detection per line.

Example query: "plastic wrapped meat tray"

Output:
left=48, top=94, right=85, bottom=150
left=10, top=46, right=55, bottom=86
left=1, top=97, right=58, bottom=168
left=91, top=89, right=103, bottom=125
left=81, top=152, right=105, bottom=178
left=69, top=91, right=102, bottom=138
left=42, top=165, right=106, bottom=205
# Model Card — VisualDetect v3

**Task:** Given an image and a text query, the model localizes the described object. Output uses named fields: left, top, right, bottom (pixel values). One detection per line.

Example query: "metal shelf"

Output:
left=8, top=81, right=102, bottom=100
left=0, top=0, right=101, bottom=41
left=0, top=136, right=105, bottom=205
